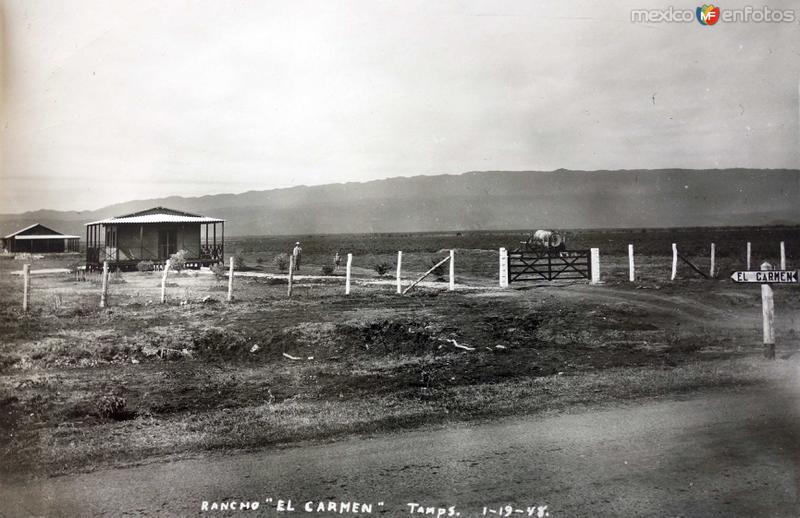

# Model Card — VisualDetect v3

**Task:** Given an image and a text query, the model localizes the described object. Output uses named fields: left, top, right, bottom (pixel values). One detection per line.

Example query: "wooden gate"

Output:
left=508, top=250, right=592, bottom=282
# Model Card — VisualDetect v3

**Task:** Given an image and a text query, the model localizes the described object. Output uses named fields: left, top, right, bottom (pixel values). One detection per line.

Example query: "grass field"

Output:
left=227, top=226, right=799, bottom=276
left=1, top=227, right=799, bottom=479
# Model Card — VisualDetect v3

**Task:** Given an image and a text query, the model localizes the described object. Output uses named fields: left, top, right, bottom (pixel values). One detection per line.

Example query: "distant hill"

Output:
left=1, top=169, right=798, bottom=237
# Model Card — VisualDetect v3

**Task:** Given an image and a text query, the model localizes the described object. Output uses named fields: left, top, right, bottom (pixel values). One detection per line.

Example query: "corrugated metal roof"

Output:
left=4, top=223, right=64, bottom=239
left=86, top=214, right=224, bottom=225
left=4, top=223, right=39, bottom=239
left=13, top=234, right=81, bottom=240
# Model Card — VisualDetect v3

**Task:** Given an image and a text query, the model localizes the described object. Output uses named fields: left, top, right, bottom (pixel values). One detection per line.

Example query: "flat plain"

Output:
left=1, top=227, right=798, bottom=480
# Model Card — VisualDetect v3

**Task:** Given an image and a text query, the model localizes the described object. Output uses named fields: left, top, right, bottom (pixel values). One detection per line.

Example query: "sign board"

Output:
left=730, top=270, right=799, bottom=284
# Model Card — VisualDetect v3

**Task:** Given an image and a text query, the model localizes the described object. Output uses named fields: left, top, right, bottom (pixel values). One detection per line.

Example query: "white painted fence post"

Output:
left=227, top=256, right=235, bottom=302
left=761, top=261, right=775, bottom=359
left=287, top=255, right=294, bottom=298
left=710, top=243, right=716, bottom=278
left=22, top=264, right=30, bottom=312
left=746, top=242, right=751, bottom=270
left=396, top=251, right=402, bottom=294
left=449, top=250, right=455, bottom=291
left=160, top=261, right=171, bottom=304
left=499, top=248, right=509, bottom=288
left=780, top=241, right=786, bottom=270
left=590, top=248, right=600, bottom=284
left=671, top=243, right=678, bottom=281
left=628, top=244, right=635, bottom=282
left=100, top=261, right=109, bottom=308
left=345, top=253, right=352, bottom=295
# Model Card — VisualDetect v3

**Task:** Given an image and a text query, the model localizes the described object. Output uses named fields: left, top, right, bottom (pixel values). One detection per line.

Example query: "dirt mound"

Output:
left=189, top=328, right=251, bottom=359
left=334, top=319, right=437, bottom=354
left=262, top=319, right=442, bottom=359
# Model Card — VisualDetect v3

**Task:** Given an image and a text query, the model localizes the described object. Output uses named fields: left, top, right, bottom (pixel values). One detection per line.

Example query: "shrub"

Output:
left=96, top=395, right=127, bottom=420
left=321, top=264, right=334, bottom=276
left=273, top=253, right=289, bottom=272
left=373, top=262, right=391, bottom=277
left=136, top=260, right=154, bottom=272
left=110, top=267, right=126, bottom=284
left=233, top=251, right=246, bottom=269
left=169, top=250, right=189, bottom=272
left=210, top=262, right=227, bottom=281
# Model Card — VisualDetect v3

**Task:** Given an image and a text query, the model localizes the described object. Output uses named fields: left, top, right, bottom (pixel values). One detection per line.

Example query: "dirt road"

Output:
left=3, top=381, right=799, bottom=518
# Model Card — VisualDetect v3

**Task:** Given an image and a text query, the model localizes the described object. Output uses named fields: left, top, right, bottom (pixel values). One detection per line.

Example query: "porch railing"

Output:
left=200, top=244, right=224, bottom=260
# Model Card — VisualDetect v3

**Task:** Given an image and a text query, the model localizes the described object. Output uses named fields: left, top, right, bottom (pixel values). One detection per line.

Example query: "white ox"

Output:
left=529, top=230, right=565, bottom=250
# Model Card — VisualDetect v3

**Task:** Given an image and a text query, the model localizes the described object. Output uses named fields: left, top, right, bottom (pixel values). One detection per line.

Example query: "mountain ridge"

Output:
left=2, top=169, right=798, bottom=237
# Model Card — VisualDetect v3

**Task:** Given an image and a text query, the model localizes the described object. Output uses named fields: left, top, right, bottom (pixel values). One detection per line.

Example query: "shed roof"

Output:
left=86, top=207, right=224, bottom=225
left=4, top=223, right=65, bottom=239
left=13, top=234, right=81, bottom=240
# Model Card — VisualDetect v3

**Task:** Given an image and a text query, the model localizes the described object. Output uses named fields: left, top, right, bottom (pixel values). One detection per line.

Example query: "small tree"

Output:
left=169, top=250, right=189, bottom=272
left=373, top=262, right=391, bottom=277
left=273, top=253, right=289, bottom=272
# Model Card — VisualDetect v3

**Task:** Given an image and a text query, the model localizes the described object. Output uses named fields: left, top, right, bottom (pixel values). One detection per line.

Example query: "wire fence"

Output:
left=2, top=237, right=796, bottom=313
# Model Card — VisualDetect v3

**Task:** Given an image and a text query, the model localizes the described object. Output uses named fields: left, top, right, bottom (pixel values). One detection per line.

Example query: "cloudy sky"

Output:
left=1, top=0, right=798, bottom=213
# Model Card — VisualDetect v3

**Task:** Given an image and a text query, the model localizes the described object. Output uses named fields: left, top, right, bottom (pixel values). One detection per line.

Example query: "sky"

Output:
left=1, top=0, right=799, bottom=213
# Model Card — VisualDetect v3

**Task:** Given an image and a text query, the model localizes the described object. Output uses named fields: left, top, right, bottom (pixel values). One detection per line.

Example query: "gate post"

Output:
left=499, top=248, right=509, bottom=288
left=590, top=248, right=600, bottom=284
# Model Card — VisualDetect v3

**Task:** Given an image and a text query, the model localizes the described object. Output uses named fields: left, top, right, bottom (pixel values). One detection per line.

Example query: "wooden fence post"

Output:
left=22, top=264, right=30, bottom=312
left=396, top=251, right=402, bottom=294
left=590, top=248, right=600, bottom=284
left=499, top=248, right=509, bottom=288
left=345, top=253, right=352, bottom=295
left=227, top=256, right=235, bottom=302
left=761, top=261, right=775, bottom=359
left=671, top=243, right=678, bottom=281
left=710, top=243, right=716, bottom=278
left=287, top=256, right=294, bottom=298
left=100, top=261, right=109, bottom=308
left=449, top=250, right=455, bottom=291
left=780, top=241, right=786, bottom=270
left=160, top=261, right=171, bottom=303
left=746, top=242, right=751, bottom=270
left=628, top=244, right=635, bottom=282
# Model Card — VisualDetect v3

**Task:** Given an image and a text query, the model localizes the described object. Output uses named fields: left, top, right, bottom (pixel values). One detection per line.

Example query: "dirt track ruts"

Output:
left=3, top=380, right=799, bottom=517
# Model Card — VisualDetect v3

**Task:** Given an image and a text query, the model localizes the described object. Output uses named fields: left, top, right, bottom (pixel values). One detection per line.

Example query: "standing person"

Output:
left=292, top=242, right=302, bottom=272
left=334, top=250, right=341, bottom=272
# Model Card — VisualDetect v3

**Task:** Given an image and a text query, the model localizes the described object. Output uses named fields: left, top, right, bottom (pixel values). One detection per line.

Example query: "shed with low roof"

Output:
left=2, top=224, right=80, bottom=253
